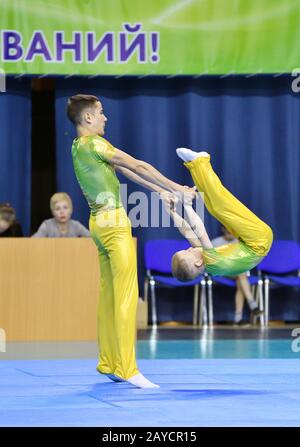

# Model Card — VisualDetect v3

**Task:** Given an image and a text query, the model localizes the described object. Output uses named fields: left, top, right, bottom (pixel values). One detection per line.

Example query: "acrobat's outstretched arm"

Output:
left=111, top=148, right=195, bottom=200
left=162, top=194, right=212, bottom=249
left=181, top=190, right=213, bottom=249
left=115, top=165, right=164, bottom=193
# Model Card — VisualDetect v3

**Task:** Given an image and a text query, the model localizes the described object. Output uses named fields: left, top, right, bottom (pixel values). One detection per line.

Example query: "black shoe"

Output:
left=234, top=320, right=251, bottom=328
left=251, top=308, right=264, bottom=318
left=250, top=307, right=264, bottom=325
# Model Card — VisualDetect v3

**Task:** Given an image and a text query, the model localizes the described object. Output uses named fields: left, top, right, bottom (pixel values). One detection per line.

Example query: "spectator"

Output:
left=0, top=203, right=23, bottom=237
left=32, top=192, right=90, bottom=237
left=212, top=226, right=263, bottom=326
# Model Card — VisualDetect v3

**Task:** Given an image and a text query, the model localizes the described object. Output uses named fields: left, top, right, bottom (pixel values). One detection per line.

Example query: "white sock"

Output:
left=176, top=147, right=209, bottom=162
left=127, top=373, right=160, bottom=389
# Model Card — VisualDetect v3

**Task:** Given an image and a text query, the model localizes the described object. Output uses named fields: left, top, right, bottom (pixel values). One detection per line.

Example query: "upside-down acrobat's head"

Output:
left=172, top=247, right=205, bottom=282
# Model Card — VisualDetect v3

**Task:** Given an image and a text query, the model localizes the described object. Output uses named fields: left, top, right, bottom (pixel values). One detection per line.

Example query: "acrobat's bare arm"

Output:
left=162, top=195, right=201, bottom=247
left=183, top=204, right=213, bottom=249
left=110, top=148, right=195, bottom=199
left=163, top=194, right=213, bottom=249
left=115, top=165, right=164, bottom=194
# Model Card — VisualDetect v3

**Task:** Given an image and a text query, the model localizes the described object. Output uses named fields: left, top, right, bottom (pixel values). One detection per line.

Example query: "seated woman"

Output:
left=0, top=203, right=23, bottom=237
left=32, top=192, right=90, bottom=237
left=163, top=148, right=273, bottom=282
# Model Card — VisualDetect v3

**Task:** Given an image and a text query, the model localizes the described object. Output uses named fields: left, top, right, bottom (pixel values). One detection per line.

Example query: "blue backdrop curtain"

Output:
left=55, top=75, right=300, bottom=321
left=0, top=77, right=32, bottom=235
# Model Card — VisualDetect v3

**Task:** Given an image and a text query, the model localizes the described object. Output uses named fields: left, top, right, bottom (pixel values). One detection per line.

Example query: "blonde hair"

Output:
left=0, top=203, right=16, bottom=224
left=172, top=252, right=199, bottom=282
left=50, top=193, right=73, bottom=213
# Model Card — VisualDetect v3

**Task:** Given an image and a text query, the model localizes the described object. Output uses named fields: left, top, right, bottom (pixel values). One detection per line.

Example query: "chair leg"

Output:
left=149, top=278, right=157, bottom=327
left=257, top=279, right=265, bottom=328
left=264, top=278, right=270, bottom=327
left=143, top=278, right=149, bottom=302
left=193, top=284, right=199, bottom=326
left=207, top=278, right=213, bottom=328
left=253, top=281, right=265, bottom=328
left=199, top=280, right=207, bottom=327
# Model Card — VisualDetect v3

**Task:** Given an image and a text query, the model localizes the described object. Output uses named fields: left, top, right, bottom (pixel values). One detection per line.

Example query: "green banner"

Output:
left=0, top=0, right=299, bottom=75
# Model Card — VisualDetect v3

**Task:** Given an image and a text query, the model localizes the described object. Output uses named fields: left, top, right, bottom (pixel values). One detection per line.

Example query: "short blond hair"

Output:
left=50, top=193, right=73, bottom=213
left=0, top=203, right=16, bottom=224
left=172, top=252, right=199, bottom=282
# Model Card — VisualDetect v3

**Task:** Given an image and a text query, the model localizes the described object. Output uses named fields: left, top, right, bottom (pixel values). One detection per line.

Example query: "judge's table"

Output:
left=0, top=237, right=147, bottom=342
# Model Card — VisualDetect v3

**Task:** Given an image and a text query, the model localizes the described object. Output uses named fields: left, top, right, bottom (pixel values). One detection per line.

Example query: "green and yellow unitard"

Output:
left=184, top=155, right=273, bottom=276
left=72, top=135, right=139, bottom=380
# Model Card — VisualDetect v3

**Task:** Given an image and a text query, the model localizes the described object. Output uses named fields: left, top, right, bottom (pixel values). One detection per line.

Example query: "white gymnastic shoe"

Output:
left=176, top=147, right=209, bottom=162
left=127, top=373, right=160, bottom=389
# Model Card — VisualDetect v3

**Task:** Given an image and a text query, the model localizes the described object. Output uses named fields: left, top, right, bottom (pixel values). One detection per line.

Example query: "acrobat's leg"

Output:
left=177, top=150, right=272, bottom=257
left=234, top=288, right=245, bottom=323
left=89, top=221, right=118, bottom=376
left=93, top=208, right=159, bottom=388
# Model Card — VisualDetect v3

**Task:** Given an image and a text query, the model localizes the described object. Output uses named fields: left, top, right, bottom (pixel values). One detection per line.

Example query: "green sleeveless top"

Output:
left=203, top=240, right=263, bottom=276
left=71, top=135, right=122, bottom=215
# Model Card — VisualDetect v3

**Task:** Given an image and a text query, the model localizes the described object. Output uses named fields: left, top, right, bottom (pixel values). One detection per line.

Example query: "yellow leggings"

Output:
left=185, top=155, right=273, bottom=257
left=89, top=207, right=139, bottom=380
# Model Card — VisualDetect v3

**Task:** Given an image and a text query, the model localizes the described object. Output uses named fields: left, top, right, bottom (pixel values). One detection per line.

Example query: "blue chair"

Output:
left=144, top=239, right=208, bottom=327
left=210, top=273, right=265, bottom=326
left=257, top=240, right=300, bottom=326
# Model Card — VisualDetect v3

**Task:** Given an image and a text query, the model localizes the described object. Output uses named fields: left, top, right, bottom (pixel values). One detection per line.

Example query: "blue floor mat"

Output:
left=1, top=356, right=300, bottom=426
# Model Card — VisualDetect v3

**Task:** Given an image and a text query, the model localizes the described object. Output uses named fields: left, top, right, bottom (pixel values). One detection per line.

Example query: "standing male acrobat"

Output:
left=67, top=94, right=194, bottom=388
